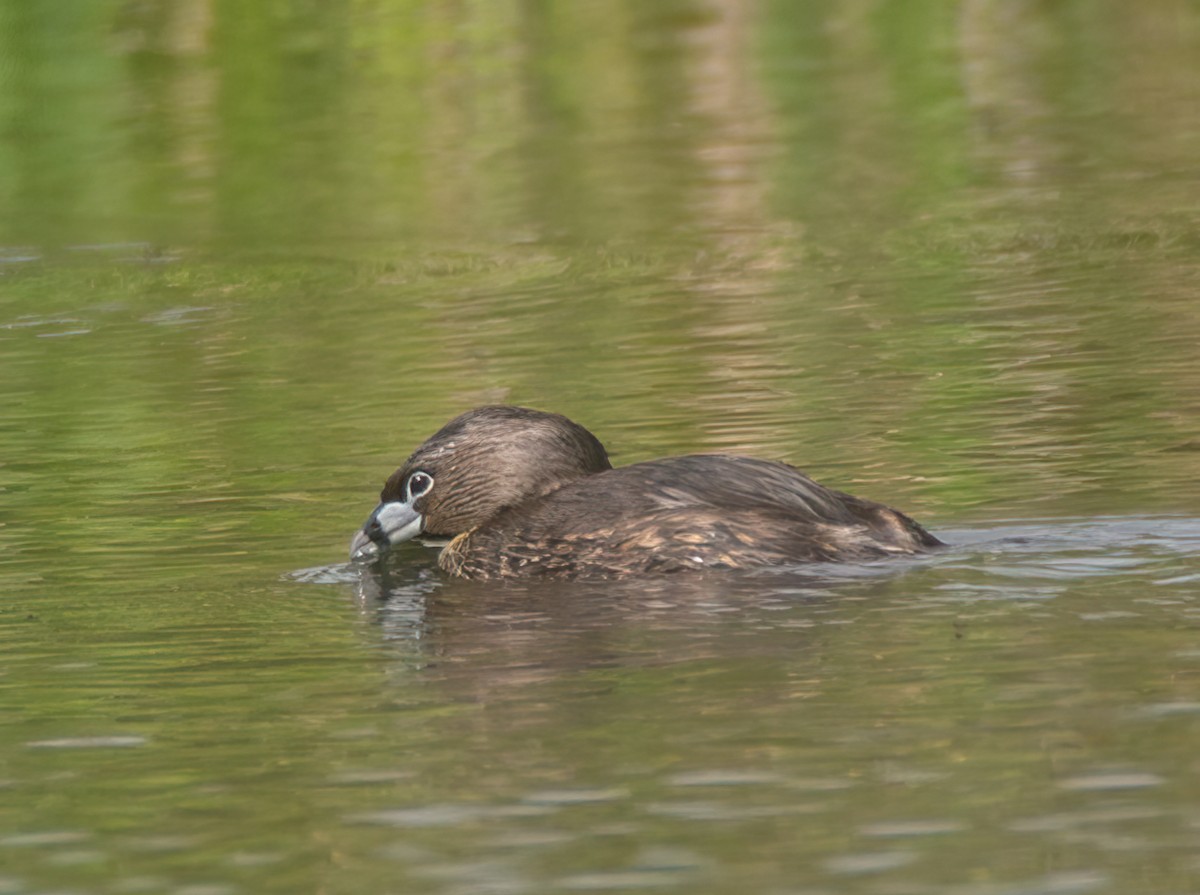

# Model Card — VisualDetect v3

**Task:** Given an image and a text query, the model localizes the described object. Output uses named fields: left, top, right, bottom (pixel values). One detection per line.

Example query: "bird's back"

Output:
left=440, top=455, right=942, bottom=579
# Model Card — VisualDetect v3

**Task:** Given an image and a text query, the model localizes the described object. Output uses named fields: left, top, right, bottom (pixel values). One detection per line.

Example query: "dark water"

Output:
left=4, top=2, right=1200, bottom=893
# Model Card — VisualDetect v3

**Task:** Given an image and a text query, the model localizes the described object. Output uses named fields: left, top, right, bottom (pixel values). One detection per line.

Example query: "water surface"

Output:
left=3, top=2, right=1200, bottom=893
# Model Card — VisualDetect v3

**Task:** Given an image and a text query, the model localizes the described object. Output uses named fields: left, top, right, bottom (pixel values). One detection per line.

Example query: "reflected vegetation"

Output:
left=4, top=1, right=1200, bottom=894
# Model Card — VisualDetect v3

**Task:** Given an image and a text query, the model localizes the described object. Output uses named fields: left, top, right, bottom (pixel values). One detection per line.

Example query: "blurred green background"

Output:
left=4, top=2, right=1200, bottom=893
left=4, top=0, right=1200, bottom=571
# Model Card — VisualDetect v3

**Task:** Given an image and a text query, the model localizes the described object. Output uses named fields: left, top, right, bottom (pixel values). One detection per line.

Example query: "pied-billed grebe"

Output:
left=349, top=406, right=942, bottom=579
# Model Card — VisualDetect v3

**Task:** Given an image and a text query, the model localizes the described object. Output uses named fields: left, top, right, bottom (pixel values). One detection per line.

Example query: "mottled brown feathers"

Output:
left=360, top=406, right=942, bottom=580
left=438, top=455, right=941, bottom=579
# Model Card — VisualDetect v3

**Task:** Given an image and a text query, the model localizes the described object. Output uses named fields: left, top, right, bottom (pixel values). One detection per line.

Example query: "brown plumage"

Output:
left=349, top=406, right=943, bottom=580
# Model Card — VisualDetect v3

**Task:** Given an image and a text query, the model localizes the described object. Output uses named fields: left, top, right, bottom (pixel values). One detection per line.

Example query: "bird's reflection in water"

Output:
left=348, top=549, right=916, bottom=696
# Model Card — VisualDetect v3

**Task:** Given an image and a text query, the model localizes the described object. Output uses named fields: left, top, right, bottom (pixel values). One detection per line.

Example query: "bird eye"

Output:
left=406, top=471, right=434, bottom=501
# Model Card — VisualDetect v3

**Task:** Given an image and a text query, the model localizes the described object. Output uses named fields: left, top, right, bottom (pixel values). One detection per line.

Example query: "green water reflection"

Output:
left=2, top=2, right=1198, bottom=253
left=3, top=1, right=1200, bottom=893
